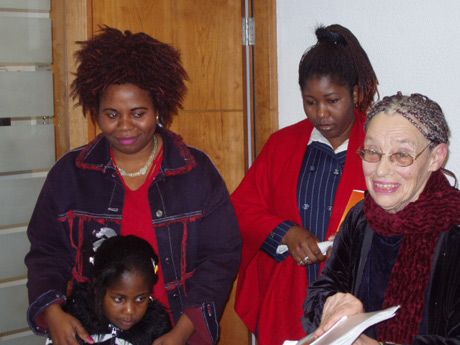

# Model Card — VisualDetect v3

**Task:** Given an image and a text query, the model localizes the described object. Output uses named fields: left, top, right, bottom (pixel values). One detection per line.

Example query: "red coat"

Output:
left=232, top=114, right=366, bottom=345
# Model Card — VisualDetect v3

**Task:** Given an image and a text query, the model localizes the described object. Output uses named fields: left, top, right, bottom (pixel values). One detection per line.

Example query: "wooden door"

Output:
left=91, top=1, right=246, bottom=193
left=91, top=1, right=248, bottom=344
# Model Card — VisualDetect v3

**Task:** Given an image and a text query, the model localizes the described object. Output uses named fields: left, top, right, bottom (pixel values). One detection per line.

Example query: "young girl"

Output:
left=47, top=235, right=171, bottom=345
left=232, top=24, right=378, bottom=345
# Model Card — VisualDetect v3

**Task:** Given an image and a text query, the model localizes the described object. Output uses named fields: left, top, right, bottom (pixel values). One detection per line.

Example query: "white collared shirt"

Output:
left=308, top=127, right=349, bottom=153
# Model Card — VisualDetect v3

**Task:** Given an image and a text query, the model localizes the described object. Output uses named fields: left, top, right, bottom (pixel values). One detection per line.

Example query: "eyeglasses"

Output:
left=357, top=143, right=431, bottom=167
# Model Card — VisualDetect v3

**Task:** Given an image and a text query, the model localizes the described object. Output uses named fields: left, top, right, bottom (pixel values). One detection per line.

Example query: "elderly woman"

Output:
left=25, top=27, right=241, bottom=345
left=303, top=92, right=460, bottom=345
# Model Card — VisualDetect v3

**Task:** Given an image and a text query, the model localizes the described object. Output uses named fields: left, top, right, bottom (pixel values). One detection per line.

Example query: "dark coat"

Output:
left=26, top=127, right=241, bottom=344
left=303, top=201, right=460, bottom=344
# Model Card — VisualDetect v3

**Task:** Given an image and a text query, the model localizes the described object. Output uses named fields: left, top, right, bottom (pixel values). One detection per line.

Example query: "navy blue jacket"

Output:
left=25, top=127, right=241, bottom=344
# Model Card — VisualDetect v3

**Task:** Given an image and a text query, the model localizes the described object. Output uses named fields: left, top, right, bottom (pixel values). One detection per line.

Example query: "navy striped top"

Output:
left=262, top=134, right=347, bottom=284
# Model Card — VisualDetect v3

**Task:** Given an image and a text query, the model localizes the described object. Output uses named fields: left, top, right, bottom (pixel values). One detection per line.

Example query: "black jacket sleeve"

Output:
left=303, top=202, right=367, bottom=333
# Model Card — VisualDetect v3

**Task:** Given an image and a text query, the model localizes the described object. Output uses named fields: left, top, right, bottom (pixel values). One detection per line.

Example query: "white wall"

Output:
left=276, top=0, right=460, bottom=175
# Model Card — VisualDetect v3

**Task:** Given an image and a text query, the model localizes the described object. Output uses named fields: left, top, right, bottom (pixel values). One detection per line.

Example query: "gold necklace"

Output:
left=116, top=135, right=158, bottom=177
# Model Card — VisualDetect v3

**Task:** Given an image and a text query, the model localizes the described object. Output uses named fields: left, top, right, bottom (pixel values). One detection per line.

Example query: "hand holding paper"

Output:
left=282, top=305, right=400, bottom=345
left=276, top=240, right=333, bottom=256
left=317, top=293, right=365, bottom=338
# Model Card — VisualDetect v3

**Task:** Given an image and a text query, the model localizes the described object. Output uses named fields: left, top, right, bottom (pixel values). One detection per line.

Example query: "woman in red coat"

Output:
left=232, top=24, right=378, bottom=345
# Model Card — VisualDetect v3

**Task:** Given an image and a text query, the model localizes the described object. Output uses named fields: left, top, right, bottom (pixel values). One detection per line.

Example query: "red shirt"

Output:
left=117, top=148, right=171, bottom=311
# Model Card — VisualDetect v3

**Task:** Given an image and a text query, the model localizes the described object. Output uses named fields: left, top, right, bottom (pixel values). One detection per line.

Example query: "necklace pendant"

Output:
left=138, top=166, right=147, bottom=175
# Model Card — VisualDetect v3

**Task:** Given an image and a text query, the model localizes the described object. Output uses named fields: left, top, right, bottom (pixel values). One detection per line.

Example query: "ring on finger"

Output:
left=303, top=256, right=312, bottom=265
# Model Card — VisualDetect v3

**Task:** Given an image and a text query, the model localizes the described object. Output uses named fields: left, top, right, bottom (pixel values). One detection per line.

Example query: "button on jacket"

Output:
left=25, top=127, right=241, bottom=344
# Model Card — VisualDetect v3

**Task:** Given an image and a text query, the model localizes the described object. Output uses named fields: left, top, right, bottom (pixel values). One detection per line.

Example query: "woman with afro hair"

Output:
left=25, top=26, right=241, bottom=345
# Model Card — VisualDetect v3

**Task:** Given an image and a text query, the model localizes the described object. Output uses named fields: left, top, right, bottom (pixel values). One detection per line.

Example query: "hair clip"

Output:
left=92, top=227, right=118, bottom=252
left=151, top=258, right=159, bottom=274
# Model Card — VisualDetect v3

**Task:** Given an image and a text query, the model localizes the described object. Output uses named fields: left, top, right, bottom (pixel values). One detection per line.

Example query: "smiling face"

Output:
left=102, top=270, right=151, bottom=330
left=97, top=83, right=158, bottom=160
left=363, top=112, right=447, bottom=213
left=302, top=75, right=357, bottom=149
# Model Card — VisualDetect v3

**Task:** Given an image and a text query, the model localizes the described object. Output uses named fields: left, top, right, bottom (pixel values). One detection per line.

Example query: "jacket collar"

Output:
left=75, top=126, right=197, bottom=176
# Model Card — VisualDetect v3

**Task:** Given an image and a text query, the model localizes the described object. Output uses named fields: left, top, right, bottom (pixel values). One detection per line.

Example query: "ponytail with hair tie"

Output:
left=315, top=27, right=347, bottom=46
left=298, top=24, right=378, bottom=112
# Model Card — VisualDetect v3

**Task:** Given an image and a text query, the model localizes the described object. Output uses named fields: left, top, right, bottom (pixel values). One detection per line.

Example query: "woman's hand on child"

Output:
left=282, top=225, right=326, bottom=265
left=152, top=314, right=194, bottom=345
left=44, top=304, right=93, bottom=345
left=152, top=332, right=186, bottom=345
